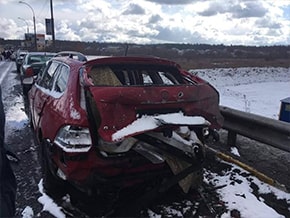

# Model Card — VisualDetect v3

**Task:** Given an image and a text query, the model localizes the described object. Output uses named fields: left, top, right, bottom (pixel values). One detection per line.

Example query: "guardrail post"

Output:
left=227, top=130, right=237, bottom=147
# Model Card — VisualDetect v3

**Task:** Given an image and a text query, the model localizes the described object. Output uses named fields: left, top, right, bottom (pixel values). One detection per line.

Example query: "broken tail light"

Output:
left=54, top=125, right=92, bottom=152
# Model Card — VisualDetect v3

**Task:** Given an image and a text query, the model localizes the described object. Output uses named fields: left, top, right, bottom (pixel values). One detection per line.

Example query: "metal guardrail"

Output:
left=219, top=106, right=290, bottom=152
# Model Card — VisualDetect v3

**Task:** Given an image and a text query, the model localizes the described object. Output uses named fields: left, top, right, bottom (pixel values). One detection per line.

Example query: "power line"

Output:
left=36, top=0, right=50, bottom=21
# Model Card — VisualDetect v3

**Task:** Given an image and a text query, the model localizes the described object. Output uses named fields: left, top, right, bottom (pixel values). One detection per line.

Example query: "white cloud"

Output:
left=0, top=18, right=21, bottom=39
left=1, top=0, right=290, bottom=45
left=56, top=20, right=81, bottom=41
left=145, top=0, right=195, bottom=5
left=122, top=3, right=146, bottom=15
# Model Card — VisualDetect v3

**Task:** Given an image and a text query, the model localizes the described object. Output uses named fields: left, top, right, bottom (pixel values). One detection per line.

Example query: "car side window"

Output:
left=37, top=61, right=60, bottom=90
left=52, top=65, right=70, bottom=93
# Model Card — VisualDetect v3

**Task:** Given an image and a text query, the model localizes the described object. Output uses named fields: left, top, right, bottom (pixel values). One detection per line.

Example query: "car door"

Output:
left=30, top=61, right=60, bottom=131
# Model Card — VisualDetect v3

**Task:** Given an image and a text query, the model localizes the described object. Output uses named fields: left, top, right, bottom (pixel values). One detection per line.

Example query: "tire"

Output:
left=28, top=110, right=33, bottom=129
left=22, top=85, right=30, bottom=97
left=40, top=138, right=66, bottom=197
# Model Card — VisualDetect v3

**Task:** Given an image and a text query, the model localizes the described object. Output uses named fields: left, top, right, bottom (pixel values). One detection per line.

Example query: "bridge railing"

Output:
left=219, top=106, right=290, bottom=152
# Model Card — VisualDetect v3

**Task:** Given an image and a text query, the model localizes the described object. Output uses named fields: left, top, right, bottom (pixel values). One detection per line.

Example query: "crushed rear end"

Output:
left=78, top=56, right=223, bottom=196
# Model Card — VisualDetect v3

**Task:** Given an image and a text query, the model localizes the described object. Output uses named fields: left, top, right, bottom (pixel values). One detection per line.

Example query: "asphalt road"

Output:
left=1, top=60, right=290, bottom=218
left=0, top=61, right=45, bottom=217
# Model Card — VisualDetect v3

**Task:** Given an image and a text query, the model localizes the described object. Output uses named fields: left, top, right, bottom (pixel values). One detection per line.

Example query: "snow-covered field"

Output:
left=3, top=63, right=290, bottom=217
left=191, top=67, right=290, bottom=119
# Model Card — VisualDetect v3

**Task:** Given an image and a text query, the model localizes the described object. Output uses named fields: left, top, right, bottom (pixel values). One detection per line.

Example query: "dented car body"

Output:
left=28, top=55, right=223, bottom=208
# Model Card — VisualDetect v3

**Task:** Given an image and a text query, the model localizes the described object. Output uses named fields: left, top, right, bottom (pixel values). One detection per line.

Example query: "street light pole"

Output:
left=18, top=17, right=29, bottom=33
left=50, top=0, right=55, bottom=50
left=19, top=1, right=37, bottom=50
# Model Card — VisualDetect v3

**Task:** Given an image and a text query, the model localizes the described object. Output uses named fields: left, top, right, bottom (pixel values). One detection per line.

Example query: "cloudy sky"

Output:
left=1, top=0, right=290, bottom=46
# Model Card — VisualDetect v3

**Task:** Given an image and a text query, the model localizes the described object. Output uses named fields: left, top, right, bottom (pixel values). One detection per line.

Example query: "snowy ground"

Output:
left=190, top=67, right=290, bottom=119
left=3, top=62, right=290, bottom=217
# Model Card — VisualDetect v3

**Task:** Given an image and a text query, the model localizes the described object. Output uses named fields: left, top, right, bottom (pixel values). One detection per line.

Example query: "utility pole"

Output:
left=50, top=0, right=55, bottom=50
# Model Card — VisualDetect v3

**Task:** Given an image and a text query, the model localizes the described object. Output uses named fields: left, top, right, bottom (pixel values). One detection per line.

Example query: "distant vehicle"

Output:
left=9, top=51, right=16, bottom=61
left=20, top=52, right=55, bottom=95
left=15, top=50, right=28, bottom=73
left=1, top=49, right=14, bottom=61
left=53, top=51, right=87, bottom=62
left=27, top=56, right=223, bottom=213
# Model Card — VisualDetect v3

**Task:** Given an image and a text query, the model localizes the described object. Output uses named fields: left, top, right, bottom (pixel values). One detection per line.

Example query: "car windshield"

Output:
left=87, top=64, right=186, bottom=86
left=27, top=54, right=54, bottom=64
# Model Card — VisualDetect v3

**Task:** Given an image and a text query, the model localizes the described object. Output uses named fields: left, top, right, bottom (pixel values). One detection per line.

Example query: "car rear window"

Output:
left=28, top=54, right=54, bottom=64
left=87, top=64, right=186, bottom=86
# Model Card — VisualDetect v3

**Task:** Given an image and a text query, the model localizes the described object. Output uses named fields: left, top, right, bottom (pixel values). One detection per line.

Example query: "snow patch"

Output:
left=37, top=179, right=66, bottom=218
left=21, top=206, right=34, bottom=218
left=112, top=112, right=208, bottom=141
left=69, top=97, right=80, bottom=120
left=230, top=147, right=240, bottom=157
left=5, top=96, right=28, bottom=130
left=204, top=162, right=290, bottom=218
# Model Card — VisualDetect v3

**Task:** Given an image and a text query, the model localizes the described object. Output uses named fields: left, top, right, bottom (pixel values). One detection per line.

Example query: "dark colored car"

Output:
left=15, top=50, right=28, bottom=73
left=20, top=52, right=55, bottom=95
left=28, top=56, right=223, bottom=212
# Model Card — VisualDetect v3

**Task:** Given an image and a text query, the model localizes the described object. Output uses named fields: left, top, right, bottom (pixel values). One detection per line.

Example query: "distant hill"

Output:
left=1, top=38, right=290, bottom=69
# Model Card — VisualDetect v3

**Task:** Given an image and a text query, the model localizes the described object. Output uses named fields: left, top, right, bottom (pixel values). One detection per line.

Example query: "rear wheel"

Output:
left=40, top=138, right=66, bottom=197
left=22, top=85, right=30, bottom=97
left=28, top=110, right=33, bottom=129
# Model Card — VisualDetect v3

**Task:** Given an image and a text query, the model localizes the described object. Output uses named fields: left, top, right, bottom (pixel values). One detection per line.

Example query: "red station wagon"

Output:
left=28, top=55, right=223, bottom=213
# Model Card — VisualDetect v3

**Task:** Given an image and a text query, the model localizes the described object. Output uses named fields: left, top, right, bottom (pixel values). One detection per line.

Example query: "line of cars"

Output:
left=20, top=52, right=56, bottom=95
left=15, top=50, right=87, bottom=95
left=18, top=51, right=223, bottom=214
